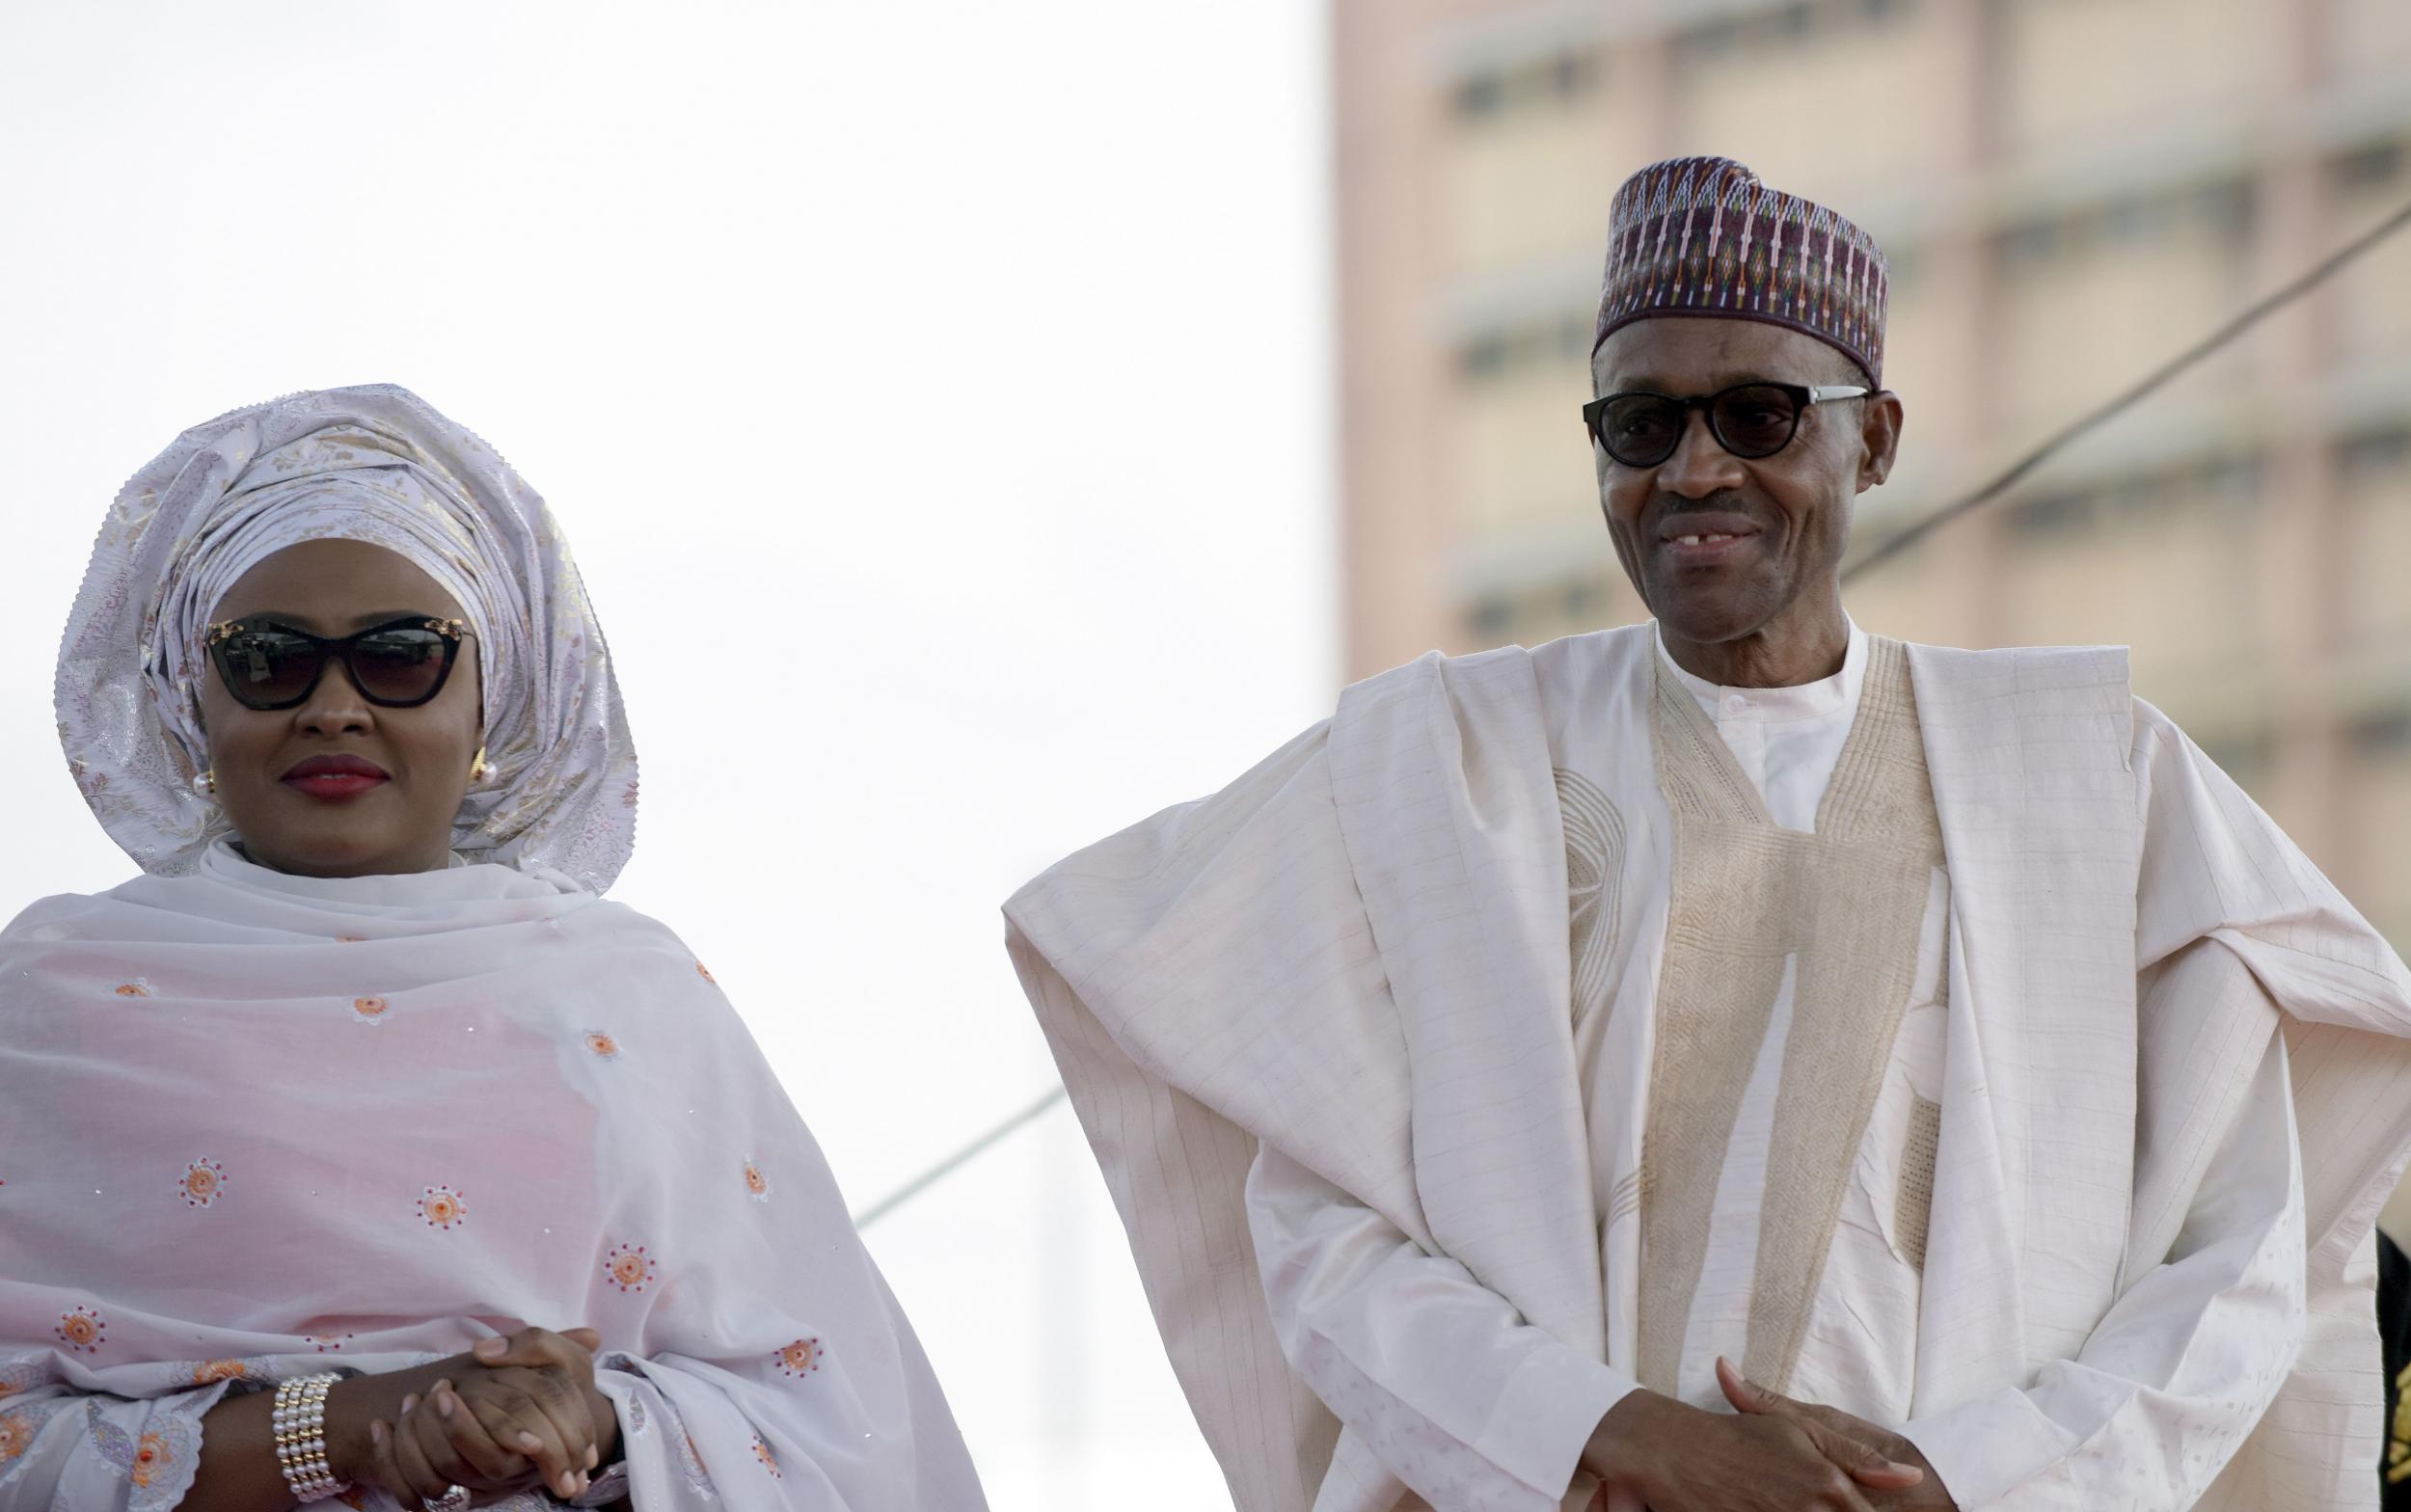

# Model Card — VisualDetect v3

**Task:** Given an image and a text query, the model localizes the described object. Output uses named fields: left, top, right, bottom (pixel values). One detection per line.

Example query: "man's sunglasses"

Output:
left=203, top=615, right=473, bottom=711
left=1582, top=382, right=1870, bottom=470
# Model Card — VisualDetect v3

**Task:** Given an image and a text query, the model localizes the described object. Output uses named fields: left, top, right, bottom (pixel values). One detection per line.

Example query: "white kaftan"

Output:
left=1243, top=624, right=2303, bottom=1507
left=1008, top=626, right=2411, bottom=1512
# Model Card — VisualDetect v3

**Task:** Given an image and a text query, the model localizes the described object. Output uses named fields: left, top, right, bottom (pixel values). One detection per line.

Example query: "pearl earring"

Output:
left=469, top=746, right=492, bottom=783
left=193, top=770, right=217, bottom=797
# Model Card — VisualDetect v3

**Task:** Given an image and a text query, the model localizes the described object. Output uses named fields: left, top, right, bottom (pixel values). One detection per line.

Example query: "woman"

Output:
left=0, top=386, right=985, bottom=1511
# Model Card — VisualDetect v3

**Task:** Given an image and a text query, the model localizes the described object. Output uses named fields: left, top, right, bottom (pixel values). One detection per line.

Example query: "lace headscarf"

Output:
left=54, top=384, right=639, bottom=891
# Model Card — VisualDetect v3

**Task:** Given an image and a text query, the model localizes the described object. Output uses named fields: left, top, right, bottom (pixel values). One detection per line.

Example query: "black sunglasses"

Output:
left=203, top=615, right=473, bottom=711
left=1582, top=381, right=1870, bottom=469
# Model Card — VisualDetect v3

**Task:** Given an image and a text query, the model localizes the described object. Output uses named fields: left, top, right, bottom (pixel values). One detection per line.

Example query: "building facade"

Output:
left=1333, top=0, right=2411, bottom=939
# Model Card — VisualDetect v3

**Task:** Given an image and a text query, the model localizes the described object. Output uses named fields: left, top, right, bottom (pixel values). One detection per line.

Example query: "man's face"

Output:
left=1589, top=317, right=1901, bottom=648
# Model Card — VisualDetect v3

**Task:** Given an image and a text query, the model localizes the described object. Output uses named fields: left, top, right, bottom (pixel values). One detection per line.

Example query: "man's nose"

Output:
left=1654, top=410, right=1746, bottom=500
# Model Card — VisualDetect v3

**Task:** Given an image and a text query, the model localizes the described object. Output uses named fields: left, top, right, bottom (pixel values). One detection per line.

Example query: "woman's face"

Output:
left=197, top=538, right=483, bottom=878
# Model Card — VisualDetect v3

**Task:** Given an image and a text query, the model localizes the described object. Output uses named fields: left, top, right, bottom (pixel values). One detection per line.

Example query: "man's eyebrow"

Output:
left=1597, top=371, right=1782, bottom=393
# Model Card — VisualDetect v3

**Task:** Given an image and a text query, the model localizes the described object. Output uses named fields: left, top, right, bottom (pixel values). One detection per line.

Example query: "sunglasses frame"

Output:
left=202, top=614, right=474, bottom=712
left=1582, top=381, right=1871, bottom=469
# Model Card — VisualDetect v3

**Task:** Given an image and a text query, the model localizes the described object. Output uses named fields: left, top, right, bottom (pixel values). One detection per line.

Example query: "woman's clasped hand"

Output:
left=336, top=1327, right=620, bottom=1508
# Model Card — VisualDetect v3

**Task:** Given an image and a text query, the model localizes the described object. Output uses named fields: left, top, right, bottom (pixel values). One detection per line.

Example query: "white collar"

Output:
left=1653, top=617, right=1867, bottom=723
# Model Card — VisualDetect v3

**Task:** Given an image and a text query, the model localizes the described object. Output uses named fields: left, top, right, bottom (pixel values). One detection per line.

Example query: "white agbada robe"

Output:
left=1006, top=624, right=2411, bottom=1512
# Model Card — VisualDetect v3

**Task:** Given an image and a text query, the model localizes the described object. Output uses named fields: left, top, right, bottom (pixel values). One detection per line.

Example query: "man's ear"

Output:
left=1857, top=391, right=1905, bottom=492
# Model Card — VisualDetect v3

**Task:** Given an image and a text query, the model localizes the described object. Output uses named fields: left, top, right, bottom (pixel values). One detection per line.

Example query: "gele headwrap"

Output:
left=54, top=384, right=640, bottom=890
left=1593, top=155, right=1888, bottom=387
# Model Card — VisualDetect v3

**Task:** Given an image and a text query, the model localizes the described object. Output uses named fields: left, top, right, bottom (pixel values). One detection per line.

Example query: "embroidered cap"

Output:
left=1592, top=155, right=1888, bottom=387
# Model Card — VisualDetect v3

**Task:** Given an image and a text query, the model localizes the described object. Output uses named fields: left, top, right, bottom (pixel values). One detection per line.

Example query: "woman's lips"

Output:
left=284, top=772, right=389, bottom=800
left=281, top=754, right=391, bottom=801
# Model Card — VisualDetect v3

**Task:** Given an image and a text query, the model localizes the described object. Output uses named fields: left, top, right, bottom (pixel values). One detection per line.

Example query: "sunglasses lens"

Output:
left=349, top=629, right=451, bottom=704
left=1710, top=386, right=1801, bottom=457
left=1598, top=395, right=1684, bottom=466
left=215, top=631, right=323, bottom=708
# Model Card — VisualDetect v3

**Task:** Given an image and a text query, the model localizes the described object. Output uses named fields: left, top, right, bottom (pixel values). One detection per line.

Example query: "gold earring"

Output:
left=469, top=746, right=492, bottom=783
left=194, top=769, right=217, bottom=797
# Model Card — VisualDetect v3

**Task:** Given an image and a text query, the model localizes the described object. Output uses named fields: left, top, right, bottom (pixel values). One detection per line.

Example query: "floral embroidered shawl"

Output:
left=0, top=843, right=985, bottom=1510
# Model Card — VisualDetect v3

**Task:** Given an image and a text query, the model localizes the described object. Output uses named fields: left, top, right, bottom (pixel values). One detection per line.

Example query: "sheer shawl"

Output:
left=0, top=844, right=983, bottom=1511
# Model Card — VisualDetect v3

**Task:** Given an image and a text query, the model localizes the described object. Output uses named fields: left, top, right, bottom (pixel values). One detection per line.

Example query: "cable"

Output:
left=851, top=1086, right=1069, bottom=1228
left=1844, top=192, right=2411, bottom=581
left=858, top=187, right=2411, bottom=1231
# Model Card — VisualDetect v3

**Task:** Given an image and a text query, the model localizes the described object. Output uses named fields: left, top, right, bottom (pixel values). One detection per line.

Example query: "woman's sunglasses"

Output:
left=203, top=615, right=473, bottom=711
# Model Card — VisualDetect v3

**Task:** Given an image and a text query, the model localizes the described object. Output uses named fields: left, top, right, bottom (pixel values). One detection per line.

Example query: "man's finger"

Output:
left=1719, top=1362, right=1925, bottom=1493
left=1715, top=1357, right=1765, bottom=1415
left=1797, top=1416, right=1924, bottom=1492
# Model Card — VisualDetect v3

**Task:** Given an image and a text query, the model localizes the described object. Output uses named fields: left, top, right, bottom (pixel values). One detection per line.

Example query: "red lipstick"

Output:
left=281, top=753, right=391, bottom=801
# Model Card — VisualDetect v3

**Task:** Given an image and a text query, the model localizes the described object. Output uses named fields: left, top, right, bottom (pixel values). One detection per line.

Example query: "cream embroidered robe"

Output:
left=1004, top=624, right=2411, bottom=1512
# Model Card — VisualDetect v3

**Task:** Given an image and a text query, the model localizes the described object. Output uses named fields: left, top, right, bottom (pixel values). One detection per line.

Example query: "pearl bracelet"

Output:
left=271, top=1371, right=349, bottom=1503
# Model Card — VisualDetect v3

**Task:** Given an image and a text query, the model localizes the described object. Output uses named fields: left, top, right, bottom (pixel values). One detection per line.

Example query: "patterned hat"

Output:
left=1592, top=155, right=1887, bottom=387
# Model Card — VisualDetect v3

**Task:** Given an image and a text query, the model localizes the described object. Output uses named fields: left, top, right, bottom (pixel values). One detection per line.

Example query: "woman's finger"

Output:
left=470, top=1324, right=597, bottom=1375
left=499, top=1366, right=600, bottom=1492
left=427, top=1380, right=530, bottom=1486
left=463, top=1377, right=584, bottom=1499
left=391, top=1396, right=466, bottom=1503
left=402, top=1381, right=500, bottom=1495
left=361, top=1418, right=420, bottom=1509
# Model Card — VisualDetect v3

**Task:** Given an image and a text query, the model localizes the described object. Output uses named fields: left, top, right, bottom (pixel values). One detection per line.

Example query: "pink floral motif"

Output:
left=351, top=996, right=390, bottom=1024
left=177, top=1158, right=226, bottom=1208
left=333, top=934, right=367, bottom=945
left=751, top=1434, right=780, bottom=1478
left=772, top=1338, right=821, bottom=1378
left=189, top=1360, right=249, bottom=1385
left=54, top=1307, right=106, bottom=1354
left=113, top=979, right=152, bottom=998
left=742, top=1158, right=771, bottom=1202
left=694, top=960, right=716, bottom=986
left=418, top=1186, right=467, bottom=1229
left=603, top=1243, right=658, bottom=1293
left=582, top=1029, right=621, bottom=1061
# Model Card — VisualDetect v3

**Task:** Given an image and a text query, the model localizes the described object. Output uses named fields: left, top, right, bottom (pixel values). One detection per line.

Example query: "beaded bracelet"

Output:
left=271, top=1371, right=349, bottom=1503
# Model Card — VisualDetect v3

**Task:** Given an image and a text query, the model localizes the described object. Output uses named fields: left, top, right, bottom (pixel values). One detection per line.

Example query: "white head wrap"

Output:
left=55, top=384, right=639, bottom=891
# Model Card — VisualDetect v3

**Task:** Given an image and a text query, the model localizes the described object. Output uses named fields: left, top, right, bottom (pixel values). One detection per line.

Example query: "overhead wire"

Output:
left=855, top=187, right=2411, bottom=1231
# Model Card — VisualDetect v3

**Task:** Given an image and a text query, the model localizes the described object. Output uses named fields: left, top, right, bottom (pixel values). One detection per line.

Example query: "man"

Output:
left=1004, top=156, right=2411, bottom=1510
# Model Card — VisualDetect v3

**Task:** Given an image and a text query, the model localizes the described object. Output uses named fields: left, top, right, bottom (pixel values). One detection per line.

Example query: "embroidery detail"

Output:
left=0, top=1400, right=61, bottom=1492
left=604, top=1243, right=658, bottom=1293
left=87, top=1401, right=196, bottom=1505
left=743, top=1159, right=771, bottom=1202
left=419, top=1186, right=468, bottom=1229
left=1896, top=1094, right=1941, bottom=1272
left=189, top=1360, right=249, bottom=1385
left=751, top=1434, right=780, bottom=1478
left=772, top=1338, right=821, bottom=1378
left=178, top=1158, right=227, bottom=1208
left=675, top=1425, right=717, bottom=1498
left=582, top=1029, right=621, bottom=1061
left=113, top=979, right=153, bottom=998
left=694, top=960, right=716, bottom=986
left=0, top=1361, right=36, bottom=1400
left=624, top=1395, right=648, bottom=1436
left=351, top=996, right=391, bottom=1024
left=1556, top=768, right=1628, bottom=1024
left=334, top=934, right=367, bottom=945
left=308, top=1333, right=354, bottom=1353
left=55, top=1307, right=106, bottom=1354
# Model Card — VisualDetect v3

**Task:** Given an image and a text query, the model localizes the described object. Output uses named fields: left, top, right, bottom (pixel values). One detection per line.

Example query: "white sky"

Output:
left=0, top=5, right=1335, bottom=1506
